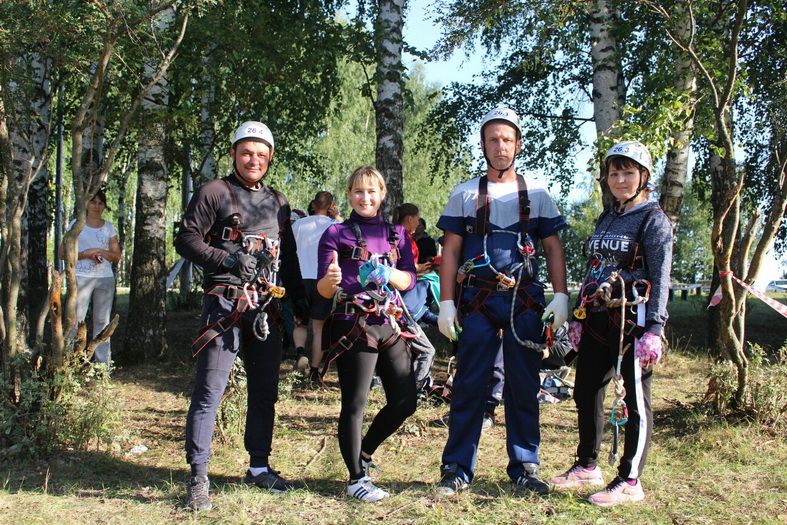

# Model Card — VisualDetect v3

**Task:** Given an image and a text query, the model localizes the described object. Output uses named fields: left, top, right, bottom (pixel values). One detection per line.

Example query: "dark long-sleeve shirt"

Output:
left=174, top=174, right=305, bottom=301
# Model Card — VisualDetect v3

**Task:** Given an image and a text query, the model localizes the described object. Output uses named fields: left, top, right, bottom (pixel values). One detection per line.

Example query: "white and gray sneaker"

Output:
left=347, top=476, right=389, bottom=502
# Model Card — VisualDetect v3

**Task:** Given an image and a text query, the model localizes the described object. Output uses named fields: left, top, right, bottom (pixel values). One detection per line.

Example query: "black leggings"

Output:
left=574, top=306, right=653, bottom=479
left=332, top=320, right=417, bottom=480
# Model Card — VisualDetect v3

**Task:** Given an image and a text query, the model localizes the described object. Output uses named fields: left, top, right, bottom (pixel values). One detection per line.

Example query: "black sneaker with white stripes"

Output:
left=513, top=462, right=550, bottom=495
left=436, top=463, right=469, bottom=496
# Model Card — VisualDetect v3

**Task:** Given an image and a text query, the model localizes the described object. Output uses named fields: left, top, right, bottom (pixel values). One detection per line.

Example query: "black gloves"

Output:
left=293, top=297, right=311, bottom=323
left=222, top=251, right=257, bottom=281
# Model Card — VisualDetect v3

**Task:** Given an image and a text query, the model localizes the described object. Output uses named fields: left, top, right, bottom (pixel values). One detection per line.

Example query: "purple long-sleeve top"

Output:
left=317, top=211, right=416, bottom=320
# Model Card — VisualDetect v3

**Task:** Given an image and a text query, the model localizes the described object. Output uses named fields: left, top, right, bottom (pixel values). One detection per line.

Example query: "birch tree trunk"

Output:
left=589, top=0, right=625, bottom=139
left=588, top=0, right=625, bottom=207
left=199, top=50, right=217, bottom=183
left=115, top=156, right=133, bottom=285
left=123, top=9, right=174, bottom=363
left=659, top=2, right=697, bottom=233
left=0, top=51, right=51, bottom=398
left=374, top=0, right=405, bottom=220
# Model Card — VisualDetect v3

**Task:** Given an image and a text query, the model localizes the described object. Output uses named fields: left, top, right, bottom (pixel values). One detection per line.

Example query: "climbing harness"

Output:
left=191, top=233, right=285, bottom=357
left=318, top=221, right=418, bottom=383
left=455, top=175, right=549, bottom=353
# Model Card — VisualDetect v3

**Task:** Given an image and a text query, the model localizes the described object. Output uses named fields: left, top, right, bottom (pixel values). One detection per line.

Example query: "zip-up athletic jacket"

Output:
left=582, top=201, right=673, bottom=335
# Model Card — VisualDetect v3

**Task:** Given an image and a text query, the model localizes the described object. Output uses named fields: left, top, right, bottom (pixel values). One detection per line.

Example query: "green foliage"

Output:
left=560, top=182, right=603, bottom=284
left=264, top=60, right=466, bottom=229
left=0, top=353, right=122, bottom=460
left=215, top=360, right=247, bottom=445
left=672, top=181, right=714, bottom=282
left=705, top=342, right=787, bottom=429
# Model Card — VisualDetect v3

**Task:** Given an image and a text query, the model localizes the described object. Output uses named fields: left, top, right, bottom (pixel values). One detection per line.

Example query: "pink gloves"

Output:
left=635, top=332, right=662, bottom=368
left=568, top=320, right=583, bottom=351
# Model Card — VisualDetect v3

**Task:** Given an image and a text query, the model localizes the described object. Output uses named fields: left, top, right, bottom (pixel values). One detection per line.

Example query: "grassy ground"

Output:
left=1, top=296, right=786, bottom=524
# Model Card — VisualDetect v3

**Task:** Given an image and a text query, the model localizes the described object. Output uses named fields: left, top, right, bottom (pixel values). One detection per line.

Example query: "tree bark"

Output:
left=659, top=2, right=696, bottom=233
left=1, top=51, right=51, bottom=398
left=374, top=0, right=405, bottom=220
left=198, top=50, right=217, bottom=183
left=588, top=0, right=625, bottom=207
left=115, top=156, right=133, bottom=285
left=589, top=0, right=625, bottom=139
left=122, top=9, right=174, bottom=363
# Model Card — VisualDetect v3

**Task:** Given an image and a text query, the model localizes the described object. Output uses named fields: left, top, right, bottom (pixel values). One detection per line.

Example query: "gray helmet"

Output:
left=604, top=141, right=654, bottom=176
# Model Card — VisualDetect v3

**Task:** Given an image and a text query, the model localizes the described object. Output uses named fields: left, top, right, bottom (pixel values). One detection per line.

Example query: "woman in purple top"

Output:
left=317, top=165, right=417, bottom=503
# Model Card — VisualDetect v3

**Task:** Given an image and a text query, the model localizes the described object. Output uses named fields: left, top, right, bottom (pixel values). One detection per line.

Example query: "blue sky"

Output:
left=401, top=1, right=485, bottom=87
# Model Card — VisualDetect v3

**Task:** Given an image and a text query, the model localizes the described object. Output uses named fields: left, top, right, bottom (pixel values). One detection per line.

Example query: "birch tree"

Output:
left=648, top=0, right=787, bottom=406
left=124, top=8, right=177, bottom=362
left=374, top=0, right=406, bottom=219
left=658, top=1, right=697, bottom=231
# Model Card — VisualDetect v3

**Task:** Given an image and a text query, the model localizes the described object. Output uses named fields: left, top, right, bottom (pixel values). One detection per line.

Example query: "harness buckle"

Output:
left=221, top=226, right=237, bottom=241
left=350, top=246, right=366, bottom=260
left=336, top=335, right=354, bottom=351
left=464, top=273, right=477, bottom=288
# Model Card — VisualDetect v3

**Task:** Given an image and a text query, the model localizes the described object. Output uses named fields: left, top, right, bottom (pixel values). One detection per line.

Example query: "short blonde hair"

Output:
left=346, top=165, right=387, bottom=194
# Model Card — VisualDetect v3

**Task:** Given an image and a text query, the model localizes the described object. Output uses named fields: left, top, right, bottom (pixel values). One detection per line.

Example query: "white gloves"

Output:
left=438, top=300, right=458, bottom=341
left=542, top=292, right=569, bottom=330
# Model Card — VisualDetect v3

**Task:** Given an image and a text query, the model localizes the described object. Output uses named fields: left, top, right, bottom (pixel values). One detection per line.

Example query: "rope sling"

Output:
left=574, top=265, right=651, bottom=465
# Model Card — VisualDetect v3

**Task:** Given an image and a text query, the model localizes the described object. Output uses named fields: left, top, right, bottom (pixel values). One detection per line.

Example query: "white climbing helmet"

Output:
left=232, top=121, right=275, bottom=153
left=480, top=107, right=523, bottom=140
left=604, top=140, right=654, bottom=176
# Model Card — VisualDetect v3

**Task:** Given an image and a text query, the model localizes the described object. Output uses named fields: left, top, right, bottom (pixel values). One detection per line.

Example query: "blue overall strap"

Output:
left=474, top=175, right=489, bottom=237
left=516, top=174, right=530, bottom=236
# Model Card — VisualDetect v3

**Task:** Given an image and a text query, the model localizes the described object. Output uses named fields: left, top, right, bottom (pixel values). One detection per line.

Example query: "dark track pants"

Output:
left=185, top=294, right=282, bottom=469
left=486, top=343, right=505, bottom=415
left=574, top=304, right=653, bottom=479
left=409, top=328, right=436, bottom=391
left=331, top=320, right=417, bottom=480
left=441, top=287, right=545, bottom=483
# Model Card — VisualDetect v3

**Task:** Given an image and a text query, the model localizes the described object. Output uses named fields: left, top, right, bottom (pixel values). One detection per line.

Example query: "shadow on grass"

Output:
left=0, top=451, right=199, bottom=498
left=652, top=398, right=716, bottom=439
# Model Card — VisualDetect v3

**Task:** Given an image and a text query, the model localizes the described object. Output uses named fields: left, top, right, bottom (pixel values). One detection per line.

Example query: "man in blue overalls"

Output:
left=435, top=107, right=569, bottom=495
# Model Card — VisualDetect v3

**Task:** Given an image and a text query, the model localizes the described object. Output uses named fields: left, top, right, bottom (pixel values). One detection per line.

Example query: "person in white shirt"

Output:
left=291, top=190, right=339, bottom=380
left=59, top=189, right=122, bottom=364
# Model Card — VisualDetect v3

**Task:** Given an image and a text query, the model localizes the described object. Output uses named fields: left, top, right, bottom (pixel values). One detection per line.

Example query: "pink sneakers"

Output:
left=588, top=477, right=645, bottom=506
left=550, top=463, right=605, bottom=490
